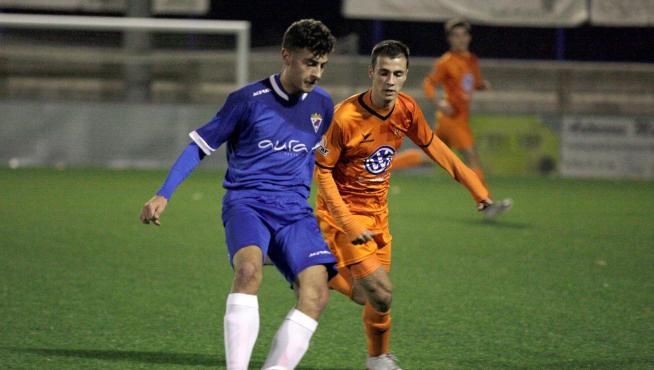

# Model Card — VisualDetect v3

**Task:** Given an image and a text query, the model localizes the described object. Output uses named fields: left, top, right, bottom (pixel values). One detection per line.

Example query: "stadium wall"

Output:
left=0, top=100, right=226, bottom=170
left=1, top=52, right=653, bottom=179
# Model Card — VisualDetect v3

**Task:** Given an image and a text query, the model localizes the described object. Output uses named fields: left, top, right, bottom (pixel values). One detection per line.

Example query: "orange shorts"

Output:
left=316, top=210, right=392, bottom=271
left=435, top=112, right=474, bottom=151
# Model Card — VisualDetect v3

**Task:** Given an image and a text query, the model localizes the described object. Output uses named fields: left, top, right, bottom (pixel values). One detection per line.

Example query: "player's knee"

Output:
left=371, top=293, right=392, bottom=312
left=307, top=283, right=331, bottom=311
left=368, top=285, right=392, bottom=312
left=232, top=261, right=262, bottom=293
left=298, top=283, right=329, bottom=317
left=350, top=284, right=367, bottom=305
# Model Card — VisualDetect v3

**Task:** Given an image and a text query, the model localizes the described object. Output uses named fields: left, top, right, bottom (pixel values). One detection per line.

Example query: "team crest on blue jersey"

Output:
left=310, top=113, right=323, bottom=133
left=364, top=145, right=395, bottom=174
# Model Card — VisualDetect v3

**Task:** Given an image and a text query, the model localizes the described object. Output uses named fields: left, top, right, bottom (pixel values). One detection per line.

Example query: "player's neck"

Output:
left=368, top=90, right=395, bottom=112
left=279, top=70, right=301, bottom=96
left=450, top=48, right=469, bottom=54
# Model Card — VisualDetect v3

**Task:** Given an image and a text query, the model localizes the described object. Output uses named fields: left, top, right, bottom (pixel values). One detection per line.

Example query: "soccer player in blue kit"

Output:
left=139, top=19, right=336, bottom=370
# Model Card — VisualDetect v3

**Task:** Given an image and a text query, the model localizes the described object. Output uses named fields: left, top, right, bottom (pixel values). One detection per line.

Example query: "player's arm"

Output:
left=421, top=136, right=491, bottom=208
left=422, top=61, right=443, bottom=105
left=407, top=104, right=491, bottom=207
left=314, top=123, right=373, bottom=245
left=140, top=143, right=205, bottom=225
left=314, top=166, right=374, bottom=245
left=472, top=55, right=491, bottom=91
left=140, top=92, right=245, bottom=226
left=423, top=60, right=453, bottom=116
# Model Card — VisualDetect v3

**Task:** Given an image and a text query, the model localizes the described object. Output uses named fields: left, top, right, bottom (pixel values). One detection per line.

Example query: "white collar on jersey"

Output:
left=269, top=75, right=308, bottom=101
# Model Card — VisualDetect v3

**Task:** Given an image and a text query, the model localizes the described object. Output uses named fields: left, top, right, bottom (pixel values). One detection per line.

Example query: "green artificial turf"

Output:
left=1, top=168, right=652, bottom=369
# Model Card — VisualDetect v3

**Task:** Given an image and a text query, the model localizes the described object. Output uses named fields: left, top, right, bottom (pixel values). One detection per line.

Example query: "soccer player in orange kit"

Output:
left=314, top=40, right=497, bottom=370
left=393, top=18, right=512, bottom=218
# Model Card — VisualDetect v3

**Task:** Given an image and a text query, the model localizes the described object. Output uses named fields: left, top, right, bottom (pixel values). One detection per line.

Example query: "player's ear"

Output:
left=281, top=48, right=292, bottom=66
left=368, top=66, right=374, bottom=79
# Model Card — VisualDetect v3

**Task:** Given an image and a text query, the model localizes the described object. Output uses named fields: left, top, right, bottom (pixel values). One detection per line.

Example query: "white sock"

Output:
left=224, top=293, right=259, bottom=370
left=262, top=308, right=318, bottom=370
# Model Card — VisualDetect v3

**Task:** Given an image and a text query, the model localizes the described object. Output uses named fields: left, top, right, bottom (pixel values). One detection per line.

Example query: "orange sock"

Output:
left=392, top=149, right=424, bottom=170
left=328, top=269, right=353, bottom=297
left=362, top=303, right=391, bottom=356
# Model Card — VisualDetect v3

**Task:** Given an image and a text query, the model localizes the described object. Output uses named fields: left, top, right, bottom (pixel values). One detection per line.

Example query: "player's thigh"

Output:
left=437, top=114, right=473, bottom=149
left=322, top=214, right=381, bottom=269
left=269, top=214, right=337, bottom=284
left=439, top=127, right=473, bottom=152
left=352, top=220, right=392, bottom=302
left=372, top=213, right=392, bottom=271
left=222, top=202, right=271, bottom=265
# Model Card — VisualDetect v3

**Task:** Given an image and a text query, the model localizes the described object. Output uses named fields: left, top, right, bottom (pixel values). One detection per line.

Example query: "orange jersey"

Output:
left=423, top=51, right=484, bottom=116
left=315, top=91, right=434, bottom=215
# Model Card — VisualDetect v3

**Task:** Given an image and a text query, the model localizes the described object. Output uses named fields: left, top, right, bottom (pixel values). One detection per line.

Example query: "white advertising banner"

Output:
left=0, top=0, right=209, bottom=15
left=342, top=0, right=588, bottom=27
left=152, top=0, right=209, bottom=15
left=591, top=0, right=654, bottom=26
left=560, top=116, right=654, bottom=179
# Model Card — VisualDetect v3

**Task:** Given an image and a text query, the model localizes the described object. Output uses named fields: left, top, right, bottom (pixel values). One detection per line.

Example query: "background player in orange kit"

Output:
left=314, top=40, right=497, bottom=370
left=392, top=18, right=512, bottom=217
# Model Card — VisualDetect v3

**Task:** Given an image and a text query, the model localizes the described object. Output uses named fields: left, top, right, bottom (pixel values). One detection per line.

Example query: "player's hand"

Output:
left=140, top=195, right=168, bottom=226
left=437, top=99, right=454, bottom=116
left=480, top=79, right=492, bottom=90
left=477, top=199, right=493, bottom=211
left=352, top=229, right=375, bottom=245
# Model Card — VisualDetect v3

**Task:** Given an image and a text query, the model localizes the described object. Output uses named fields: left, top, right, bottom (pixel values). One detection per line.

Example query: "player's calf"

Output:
left=262, top=265, right=329, bottom=369
left=294, top=265, right=330, bottom=319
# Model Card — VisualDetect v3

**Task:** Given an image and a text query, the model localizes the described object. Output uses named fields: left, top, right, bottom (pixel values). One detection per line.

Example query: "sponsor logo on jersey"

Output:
left=308, top=250, right=332, bottom=258
left=310, top=113, right=323, bottom=133
left=364, top=145, right=395, bottom=174
left=253, top=88, right=271, bottom=96
left=357, top=175, right=386, bottom=183
left=258, top=139, right=309, bottom=153
left=318, top=136, right=330, bottom=156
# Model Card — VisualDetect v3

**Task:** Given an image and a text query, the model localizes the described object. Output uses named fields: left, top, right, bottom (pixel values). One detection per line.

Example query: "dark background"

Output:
left=3, top=0, right=653, bottom=62
left=207, top=0, right=654, bottom=63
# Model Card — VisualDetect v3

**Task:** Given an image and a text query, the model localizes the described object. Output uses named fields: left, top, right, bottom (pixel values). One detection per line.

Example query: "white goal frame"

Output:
left=0, top=13, right=251, bottom=87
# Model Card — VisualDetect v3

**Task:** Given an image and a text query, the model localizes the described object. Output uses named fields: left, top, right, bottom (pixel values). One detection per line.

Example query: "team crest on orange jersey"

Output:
left=389, top=122, right=405, bottom=138
left=310, top=113, right=323, bottom=133
left=364, top=145, right=395, bottom=174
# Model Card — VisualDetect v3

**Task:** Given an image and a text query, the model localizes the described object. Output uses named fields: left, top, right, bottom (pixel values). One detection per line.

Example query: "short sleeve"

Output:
left=315, top=119, right=344, bottom=169
left=189, top=93, right=247, bottom=155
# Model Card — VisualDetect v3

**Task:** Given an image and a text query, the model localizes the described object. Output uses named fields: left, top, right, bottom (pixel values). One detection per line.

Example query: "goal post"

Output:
left=0, top=13, right=251, bottom=87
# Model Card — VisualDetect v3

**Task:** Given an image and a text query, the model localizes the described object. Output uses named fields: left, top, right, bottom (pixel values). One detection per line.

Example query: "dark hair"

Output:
left=282, top=19, right=335, bottom=56
left=370, top=40, right=410, bottom=69
left=444, top=17, right=471, bottom=35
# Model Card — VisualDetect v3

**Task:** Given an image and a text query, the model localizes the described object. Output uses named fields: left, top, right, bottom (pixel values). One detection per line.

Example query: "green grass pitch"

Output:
left=1, top=168, right=653, bottom=369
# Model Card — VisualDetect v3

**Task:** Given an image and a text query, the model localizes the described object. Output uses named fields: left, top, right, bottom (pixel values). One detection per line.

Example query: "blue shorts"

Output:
left=221, top=190, right=337, bottom=283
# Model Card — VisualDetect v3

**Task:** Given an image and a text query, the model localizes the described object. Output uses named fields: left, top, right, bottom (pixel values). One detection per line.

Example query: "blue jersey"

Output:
left=190, top=74, right=333, bottom=199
